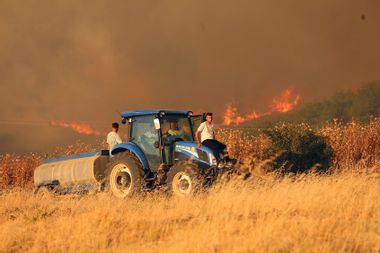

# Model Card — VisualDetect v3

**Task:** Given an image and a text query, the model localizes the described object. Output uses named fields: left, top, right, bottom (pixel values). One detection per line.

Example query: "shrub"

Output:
left=264, top=123, right=333, bottom=173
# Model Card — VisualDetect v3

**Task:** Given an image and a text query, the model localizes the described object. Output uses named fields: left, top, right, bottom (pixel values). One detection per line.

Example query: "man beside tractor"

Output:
left=106, top=122, right=122, bottom=156
left=196, top=112, right=227, bottom=160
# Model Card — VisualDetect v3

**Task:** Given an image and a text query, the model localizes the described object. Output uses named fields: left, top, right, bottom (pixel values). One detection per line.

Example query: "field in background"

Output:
left=0, top=120, right=379, bottom=252
left=1, top=119, right=380, bottom=189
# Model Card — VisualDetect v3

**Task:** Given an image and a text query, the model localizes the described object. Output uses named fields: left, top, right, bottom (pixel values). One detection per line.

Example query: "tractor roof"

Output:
left=121, top=110, right=192, bottom=118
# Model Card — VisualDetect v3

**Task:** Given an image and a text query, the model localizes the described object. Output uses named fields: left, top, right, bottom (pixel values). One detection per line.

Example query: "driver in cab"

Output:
left=167, top=122, right=185, bottom=139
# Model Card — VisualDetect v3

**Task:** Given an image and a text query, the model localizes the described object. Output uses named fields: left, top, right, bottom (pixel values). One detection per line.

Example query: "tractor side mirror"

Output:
left=153, top=118, right=160, bottom=130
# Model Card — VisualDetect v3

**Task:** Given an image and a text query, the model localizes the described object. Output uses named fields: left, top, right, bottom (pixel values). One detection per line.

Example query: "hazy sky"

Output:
left=1, top=0, right=379, bottom=153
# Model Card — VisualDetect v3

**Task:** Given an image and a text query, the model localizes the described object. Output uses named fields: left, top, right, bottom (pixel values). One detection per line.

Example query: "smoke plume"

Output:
left=0, top=0, right=379, bottom=153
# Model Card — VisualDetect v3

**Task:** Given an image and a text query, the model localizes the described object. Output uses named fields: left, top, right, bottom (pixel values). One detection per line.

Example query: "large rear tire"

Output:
left=167, top=161, right=202, bottom=197
left=106, top=152, right=144, bottom=198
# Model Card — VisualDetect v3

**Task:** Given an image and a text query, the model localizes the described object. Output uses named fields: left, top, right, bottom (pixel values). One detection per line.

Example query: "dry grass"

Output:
left=0, top=171, right=379, bottom=253
left=320, top=119, right=380, bottom=169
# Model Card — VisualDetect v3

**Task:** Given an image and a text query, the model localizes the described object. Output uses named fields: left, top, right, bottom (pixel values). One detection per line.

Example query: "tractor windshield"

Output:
left=161, top=115, right=194, bottom=142
left=130, top=115, right=161, bottom=169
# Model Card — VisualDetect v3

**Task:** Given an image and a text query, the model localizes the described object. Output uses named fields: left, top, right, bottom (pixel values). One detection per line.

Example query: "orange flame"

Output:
left=50, top=120, right=102, bottom=136
left=223, top=105, right=269, bottom=125
left=271, top=88, right=300, bottom=112
left=223, top=87, right=300, bottom=126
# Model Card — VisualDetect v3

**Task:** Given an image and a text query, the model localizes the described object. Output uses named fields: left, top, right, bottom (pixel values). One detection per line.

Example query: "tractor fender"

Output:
left=111, top=142, right=151, bottom=172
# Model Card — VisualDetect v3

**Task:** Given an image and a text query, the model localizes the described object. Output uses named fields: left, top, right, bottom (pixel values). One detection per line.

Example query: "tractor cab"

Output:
left=118, top=110, right=197, bottom=170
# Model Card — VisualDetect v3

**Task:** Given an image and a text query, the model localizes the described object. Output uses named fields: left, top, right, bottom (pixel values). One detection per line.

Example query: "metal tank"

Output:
left=34, top=150, right=109, bottom=190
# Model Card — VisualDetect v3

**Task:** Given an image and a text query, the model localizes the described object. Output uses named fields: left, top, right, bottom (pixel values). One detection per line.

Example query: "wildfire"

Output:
left=223, top=106, right=269, bottom=125
left=271, top=88, right=300, bottom=113
left=223, top=87, right=300, bottom=126
left=50, top=120, right=102, bottom=136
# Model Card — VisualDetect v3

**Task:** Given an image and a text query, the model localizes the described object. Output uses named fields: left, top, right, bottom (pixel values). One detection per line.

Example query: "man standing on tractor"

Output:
left=195, top=112, right=226, bottom=160
left=107, top=122, right=122, bottom=155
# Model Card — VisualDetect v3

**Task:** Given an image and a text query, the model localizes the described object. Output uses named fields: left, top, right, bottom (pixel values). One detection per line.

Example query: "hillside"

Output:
left=241, top=82, right=380, bottom=128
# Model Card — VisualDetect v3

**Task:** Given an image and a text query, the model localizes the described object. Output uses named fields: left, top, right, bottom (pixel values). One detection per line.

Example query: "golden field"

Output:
left=0, top=171, right=379, bottom=253
left=0, top=120, right=379, bottom=253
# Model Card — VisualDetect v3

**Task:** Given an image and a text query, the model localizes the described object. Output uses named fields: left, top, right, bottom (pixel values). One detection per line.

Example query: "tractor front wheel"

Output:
left=167, top=161, right=202, bottom=197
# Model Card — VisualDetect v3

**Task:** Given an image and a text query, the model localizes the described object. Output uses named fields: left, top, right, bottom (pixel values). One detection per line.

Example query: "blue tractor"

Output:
left=33, top=110, right=237, bottom=197
left=106, top=110, right=236, bottom=197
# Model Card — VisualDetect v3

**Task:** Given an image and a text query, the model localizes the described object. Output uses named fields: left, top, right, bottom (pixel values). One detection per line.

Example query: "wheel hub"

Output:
left=115, top=171, right=131, bottom=189
left=173, top=172, right=192, bottom=196
left=179, top=178, right=190, bottom=190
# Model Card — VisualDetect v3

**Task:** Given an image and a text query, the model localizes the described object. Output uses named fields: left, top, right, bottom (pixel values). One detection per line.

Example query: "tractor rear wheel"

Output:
left=106, top=152, right=144, bottom=198
left=167, top=161, right=202, bottom=197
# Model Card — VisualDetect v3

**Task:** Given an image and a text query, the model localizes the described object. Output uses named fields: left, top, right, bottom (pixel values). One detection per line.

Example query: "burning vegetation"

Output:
left=223, top=87, right=300, bottom=126
left=49, top=120, right=103, bottom=136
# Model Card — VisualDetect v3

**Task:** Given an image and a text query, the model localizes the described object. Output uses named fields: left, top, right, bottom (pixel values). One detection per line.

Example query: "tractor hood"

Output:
left=174, top=141, right=216, bottom=166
